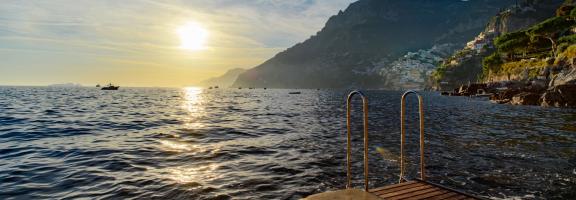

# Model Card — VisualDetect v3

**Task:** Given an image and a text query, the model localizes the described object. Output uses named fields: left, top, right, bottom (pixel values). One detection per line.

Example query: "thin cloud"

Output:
left=0, top=0, right=356, bottom=86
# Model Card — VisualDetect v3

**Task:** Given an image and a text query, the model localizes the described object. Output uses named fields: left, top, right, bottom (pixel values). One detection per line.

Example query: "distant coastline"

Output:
left=48, top=83, right=83, bottom=88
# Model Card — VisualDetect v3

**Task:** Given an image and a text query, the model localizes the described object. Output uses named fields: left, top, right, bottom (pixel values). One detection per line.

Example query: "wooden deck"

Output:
left=368, top=180, right=480, bottom=200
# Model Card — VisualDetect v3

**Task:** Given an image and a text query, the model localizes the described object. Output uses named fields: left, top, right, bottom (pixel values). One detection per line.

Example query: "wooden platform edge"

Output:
left=413, top=179, right=487, bottom=200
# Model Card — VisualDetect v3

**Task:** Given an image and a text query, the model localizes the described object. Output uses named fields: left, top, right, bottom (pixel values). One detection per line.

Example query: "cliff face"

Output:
left=436, top=1, right=576, bottom=108
left=432, top=0, right=564, bottom=90
left=233, top=0, right=513, bottom=89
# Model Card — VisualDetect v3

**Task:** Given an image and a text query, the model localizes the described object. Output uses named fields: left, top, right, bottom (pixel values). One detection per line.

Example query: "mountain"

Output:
left=432, top=0, right=564, bottom=90
left=200, top=68, right=246, bottom=88
left=233, top=0, right=515, bottom=89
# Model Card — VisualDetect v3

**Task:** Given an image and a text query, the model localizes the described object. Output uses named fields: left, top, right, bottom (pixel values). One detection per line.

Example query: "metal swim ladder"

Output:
left=367, top=90, right=480, bottom=200
left=343, top=90, right=426, bottom=191
left=304, top=90, right=481, bottom=200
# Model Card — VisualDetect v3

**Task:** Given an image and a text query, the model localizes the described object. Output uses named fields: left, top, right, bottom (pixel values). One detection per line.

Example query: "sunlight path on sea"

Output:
left=155, top=87, right=217, bottom=186
left=182, top=87, right=206, bottom=130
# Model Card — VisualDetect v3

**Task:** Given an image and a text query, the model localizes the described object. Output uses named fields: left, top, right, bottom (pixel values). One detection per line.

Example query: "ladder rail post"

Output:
left=418, top=95, right=425, bottom=181
left=399, top=90, right=426, bottom=183
left=363, top=94, right=369, bottom=191
left=400, top=94, right=406, bottom=182
left=345, top=90, right=370, bottom=191
left=346, top=93, right=352, bottom=189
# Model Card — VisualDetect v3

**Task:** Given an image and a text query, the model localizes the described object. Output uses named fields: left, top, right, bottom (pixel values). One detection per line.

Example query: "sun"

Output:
left=177, top=22, right=208, bottom=51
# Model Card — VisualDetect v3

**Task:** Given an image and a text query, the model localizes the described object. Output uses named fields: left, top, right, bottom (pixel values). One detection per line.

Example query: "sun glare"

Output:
left=177, top=22, right=208, bottom=51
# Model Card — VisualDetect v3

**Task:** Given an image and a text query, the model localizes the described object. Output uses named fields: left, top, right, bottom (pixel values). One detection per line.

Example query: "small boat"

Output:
left=214, top=86, right=219, bottom=89
left=289, top=92, right=301, bottom=94
left=101, top=83, right=119, bottom=90
left=208, top=86, right=213, bottom=89
left=96, top=84, right=101, bottom=88
left=238, top=87, right=242, bottom=89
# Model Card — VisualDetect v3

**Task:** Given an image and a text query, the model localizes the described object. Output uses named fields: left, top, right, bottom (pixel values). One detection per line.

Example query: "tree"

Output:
left=494, top=31, right=528, bottom=46
left=571, top=7, right=576, bottom=20
left=527, top=17, right=574, bottom=57
left=500, top=39, right=529, bottom=59
left=495, top=31, right=530, bottom=59
left=559, top=34, right=576, bottom=44
left=482, top=53, right=503, bottom=78
left=556, top=5, right=575, bottom=17
left=558, top=34, right=576, bottom=52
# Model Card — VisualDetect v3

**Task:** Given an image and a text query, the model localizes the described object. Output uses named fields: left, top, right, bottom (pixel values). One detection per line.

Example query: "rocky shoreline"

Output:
left=442, top=67, right=576, bottom=108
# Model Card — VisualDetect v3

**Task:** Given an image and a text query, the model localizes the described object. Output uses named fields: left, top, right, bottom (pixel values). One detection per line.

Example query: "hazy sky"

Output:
left=0, top=0, right=355, bottom=87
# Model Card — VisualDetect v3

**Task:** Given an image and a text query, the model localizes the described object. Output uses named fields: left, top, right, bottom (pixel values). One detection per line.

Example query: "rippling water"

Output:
left=0, top=87, right=575, bottom=199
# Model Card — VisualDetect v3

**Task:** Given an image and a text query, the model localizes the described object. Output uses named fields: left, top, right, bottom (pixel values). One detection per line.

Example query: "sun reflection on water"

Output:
left=158, top=139, right=198, bottom=152
left=152, top=87, right=221, bottom=185
left=165, top=164, right=220, bottom=184
left=182, top=87, right=206, bottom=129
left=183, top=87, right=203, bottom=112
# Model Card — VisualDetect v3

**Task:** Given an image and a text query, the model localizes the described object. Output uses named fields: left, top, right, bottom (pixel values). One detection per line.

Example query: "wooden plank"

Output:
left=404, top=189, right=451, bottom=200
left=303, top=189, right=382, bottom=200
left=377, top=185, right=434, bottom=198
left=373, top=184, right=430, bottom=196
left=369, top=181, right=419, bottom=192
left=423, top=192, right=460, bottom=200
left=387, top=187, right=442, bottom=200
left=372, top=182, right=427, bottom=195
left=369, top=181, right=480, bottom=200
left=416, top=181, right=479, bottom=200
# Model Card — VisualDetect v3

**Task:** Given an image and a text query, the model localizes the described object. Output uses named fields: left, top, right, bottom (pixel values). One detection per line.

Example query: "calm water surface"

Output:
left=0, top=87, right=575, bottom=199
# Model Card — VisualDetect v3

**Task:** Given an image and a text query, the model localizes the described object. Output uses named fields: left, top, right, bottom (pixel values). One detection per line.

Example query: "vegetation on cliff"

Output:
left=483, top=4, right=576, bottom=80
left=431, top=0, right=564, bottom=90
left=437, top=2, right=576, bottom=108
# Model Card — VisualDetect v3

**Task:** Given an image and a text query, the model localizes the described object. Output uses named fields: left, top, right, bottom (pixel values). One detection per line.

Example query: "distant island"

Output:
left=48, top=83, right=83, bottom=88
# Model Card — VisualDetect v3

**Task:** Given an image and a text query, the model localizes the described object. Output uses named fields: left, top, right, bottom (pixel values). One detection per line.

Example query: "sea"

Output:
left=0, top=87, right=575, bottom=199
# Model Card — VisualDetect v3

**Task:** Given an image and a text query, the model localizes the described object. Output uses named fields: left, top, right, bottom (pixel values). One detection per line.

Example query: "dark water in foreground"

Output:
left=0, top=87, right=575, bottom=200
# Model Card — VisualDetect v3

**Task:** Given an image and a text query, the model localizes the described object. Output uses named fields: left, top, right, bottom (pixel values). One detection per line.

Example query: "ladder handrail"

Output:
left=399, top=90, right=426, bottom=183
left=345, top=90, right=369, bottom=191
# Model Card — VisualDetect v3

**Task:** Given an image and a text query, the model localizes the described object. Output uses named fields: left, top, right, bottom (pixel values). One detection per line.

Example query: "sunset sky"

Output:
left=0, top=0, right=355, bottom=87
